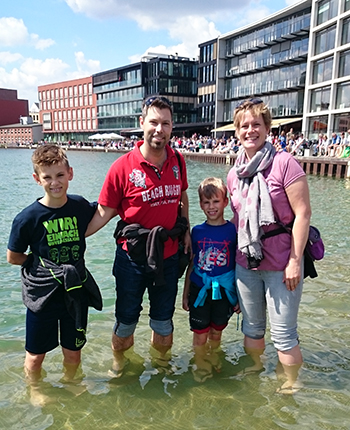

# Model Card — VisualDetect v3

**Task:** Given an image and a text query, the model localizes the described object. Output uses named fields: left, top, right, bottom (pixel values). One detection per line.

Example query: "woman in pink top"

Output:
left=227, top=99, right=311, bottom=393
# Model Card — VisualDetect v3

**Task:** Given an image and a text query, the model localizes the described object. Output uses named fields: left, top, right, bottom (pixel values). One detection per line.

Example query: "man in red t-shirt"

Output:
left=87, top=96, right=191, bottom=375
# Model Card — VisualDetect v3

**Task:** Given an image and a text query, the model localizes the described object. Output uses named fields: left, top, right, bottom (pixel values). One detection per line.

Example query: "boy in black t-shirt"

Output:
left=7, top=144, right=101, bottom=405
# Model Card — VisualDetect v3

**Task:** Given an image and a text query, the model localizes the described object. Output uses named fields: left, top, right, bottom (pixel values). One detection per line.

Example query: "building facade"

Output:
left=92, top=53, right=198, bottom=135
left=93, top=62, right=144, bottom=132
left=196, top=39, right=217, bottom=134
left=0, top=122, right=43, bottom=146
left=303, top=0, right=350, bottom=138
left=213, top=1, right=311, bottom=132
left=0, top=88, right=29, bottom=127
left=38, top=76, right=97, bottom=142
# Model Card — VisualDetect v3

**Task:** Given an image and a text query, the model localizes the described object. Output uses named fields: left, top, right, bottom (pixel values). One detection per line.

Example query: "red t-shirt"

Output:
left=98, top=141, right=188, bottom=258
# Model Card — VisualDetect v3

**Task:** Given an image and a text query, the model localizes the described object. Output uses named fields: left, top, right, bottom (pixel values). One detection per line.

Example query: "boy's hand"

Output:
left=182, top=295, right=189, bottom=311
left=233, top=303, right=241, bottom=314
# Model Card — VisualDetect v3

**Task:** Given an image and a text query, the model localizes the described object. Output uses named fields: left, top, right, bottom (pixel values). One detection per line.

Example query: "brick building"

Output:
left=38, top=76, right=97, bottom=143
left=0, top=88, right=29, bottom=126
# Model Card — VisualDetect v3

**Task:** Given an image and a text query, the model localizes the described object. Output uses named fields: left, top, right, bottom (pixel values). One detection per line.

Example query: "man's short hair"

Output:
left=141, top=95, right=173, bottom=119
left=198, top=177, right=227, bottom=200
left=32, top=144, right=70, bottom=174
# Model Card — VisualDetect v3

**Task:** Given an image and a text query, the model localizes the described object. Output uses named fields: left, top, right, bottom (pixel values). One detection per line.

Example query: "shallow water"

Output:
left=0, top=148, right=349, bottom=430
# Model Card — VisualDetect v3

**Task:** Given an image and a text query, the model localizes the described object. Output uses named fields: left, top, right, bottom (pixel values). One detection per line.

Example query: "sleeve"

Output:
left=7, top=213, right=31, bottom=253
left=282, top=154, right=306, bottom=189
left=98, top=160, right=124, bottom=209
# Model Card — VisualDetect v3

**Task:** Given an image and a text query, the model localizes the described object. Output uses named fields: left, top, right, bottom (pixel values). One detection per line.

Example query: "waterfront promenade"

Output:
left=4, top=143, right=350, bottom=179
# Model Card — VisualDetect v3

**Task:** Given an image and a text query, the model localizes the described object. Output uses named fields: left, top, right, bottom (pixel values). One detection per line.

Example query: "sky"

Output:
left=0, top=0, right=299, bottom=106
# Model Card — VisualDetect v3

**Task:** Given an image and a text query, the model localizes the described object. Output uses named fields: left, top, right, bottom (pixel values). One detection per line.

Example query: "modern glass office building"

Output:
left=213, top=0, right=311, bottom=131
left=197, top=39, right=217, bottom=133
left=93, top=63, right=144, bottom=132
left=303, top=0, right=350, bottom=138
left=92, top=53, right=197, bottom=134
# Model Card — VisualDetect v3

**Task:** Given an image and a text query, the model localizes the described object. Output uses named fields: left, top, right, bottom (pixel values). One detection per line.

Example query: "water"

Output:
left=0, top=148, right=349, bottom=430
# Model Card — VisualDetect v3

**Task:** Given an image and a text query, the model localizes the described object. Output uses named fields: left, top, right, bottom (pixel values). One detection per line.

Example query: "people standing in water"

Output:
left=86, top=95, right=191, bottom=376
left=7, top=144, right=102, bottom=405
left=227, top=98, right=311, bottom=393
left=183, top=177, right=239, bottom=382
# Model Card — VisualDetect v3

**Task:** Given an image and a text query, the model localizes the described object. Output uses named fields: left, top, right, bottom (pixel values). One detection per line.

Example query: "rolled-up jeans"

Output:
left=112, top=244, right=179, bottom=337
left=236, top=262, right=303, bottom=351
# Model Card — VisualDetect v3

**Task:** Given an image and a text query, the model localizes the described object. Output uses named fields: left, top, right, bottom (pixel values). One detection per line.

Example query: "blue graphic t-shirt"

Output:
left=8, top=195, right=96, bottom=265
left=190, top=221, right=237, bottom=288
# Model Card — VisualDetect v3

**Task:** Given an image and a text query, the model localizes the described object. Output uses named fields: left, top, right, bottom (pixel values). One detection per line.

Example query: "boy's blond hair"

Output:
left=198, top=177, right=227, bottom=200
left=32, top=144, right=70, bottom=174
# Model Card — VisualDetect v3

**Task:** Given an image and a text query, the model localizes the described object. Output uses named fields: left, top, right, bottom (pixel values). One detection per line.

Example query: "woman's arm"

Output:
left=284, top=176, right=312, bottom=291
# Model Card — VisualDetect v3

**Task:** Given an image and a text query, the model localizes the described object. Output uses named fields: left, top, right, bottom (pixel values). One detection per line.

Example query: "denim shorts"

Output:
left=112, top=245, right=179, bottom=326
left=236, top=263, right=303, bottom=351
left=25, top=289, right=88, bottom=354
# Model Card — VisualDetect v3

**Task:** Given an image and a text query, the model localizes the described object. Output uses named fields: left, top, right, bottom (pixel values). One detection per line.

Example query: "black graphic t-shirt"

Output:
left=8, top=195, right=97, bottom=265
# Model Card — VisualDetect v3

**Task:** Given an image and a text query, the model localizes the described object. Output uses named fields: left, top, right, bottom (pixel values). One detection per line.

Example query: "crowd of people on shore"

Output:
left=12, top=127, right=350, bottom=160
left=71, top=127, right=350, bottom=159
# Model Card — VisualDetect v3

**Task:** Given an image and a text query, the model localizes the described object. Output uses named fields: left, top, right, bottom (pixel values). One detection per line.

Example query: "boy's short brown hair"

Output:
left=32, top=144, right=70, bottom=174
left=198, top=177, right=227, bottom=200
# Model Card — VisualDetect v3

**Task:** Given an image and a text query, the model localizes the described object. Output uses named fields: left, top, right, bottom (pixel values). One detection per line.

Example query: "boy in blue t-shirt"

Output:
left=7, top=144, right=101, bottom=405
left=183, top=177, right=239, bottom=382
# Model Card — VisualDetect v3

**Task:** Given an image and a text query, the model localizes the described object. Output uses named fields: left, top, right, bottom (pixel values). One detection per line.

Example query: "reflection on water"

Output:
left=0, top=149, right=349, bottom=430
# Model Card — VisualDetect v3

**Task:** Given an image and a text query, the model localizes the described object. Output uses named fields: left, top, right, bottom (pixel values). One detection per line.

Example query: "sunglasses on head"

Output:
left=144, top=96, right=172, bottom=107
left=235, top=98, right=263, bottom=109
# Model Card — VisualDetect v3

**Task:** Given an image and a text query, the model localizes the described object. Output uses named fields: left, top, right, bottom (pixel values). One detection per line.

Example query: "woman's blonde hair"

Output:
left=233, top=98, right=272, bottom=130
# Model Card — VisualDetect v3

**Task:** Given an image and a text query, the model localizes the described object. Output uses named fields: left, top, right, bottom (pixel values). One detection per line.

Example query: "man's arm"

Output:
left=180, top=191, right=192, bottom=255
left=7, top=250, right=28, bottom=265
left=85, top=204, right=118, bottom=237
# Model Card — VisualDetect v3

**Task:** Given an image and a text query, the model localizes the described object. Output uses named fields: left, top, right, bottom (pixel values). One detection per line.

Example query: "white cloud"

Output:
left=0, top=17, right=28, bottom=46
left=30, top=34, right=55, bottom=50
left=0, top=53, right=99, bottom=105
left=0, top=17, right=55, bottom=50
left=64, top=0, right=276, bottom=60
left=0, top=51, right=23, bottom=65
left=68, top=51, right=101, bottom=77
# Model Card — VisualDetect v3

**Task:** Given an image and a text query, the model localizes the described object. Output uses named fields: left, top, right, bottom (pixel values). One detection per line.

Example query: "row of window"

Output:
left=0, top=128, right=31, bottom=134
left=199, top=43, right=215, bottom=64
left=41, top=96, right=93, bottom=110
left=224, top=91, right=304, bottom=122
left=39, top=83, right=92, bottom=101
left=312, top=49, right=350, bottom=84
left=317, top=0, right=350, bottom=26
left=96, top=87, right=143, bottom=105
left=51, top=108, right=95, bottom=121
left=98, top=101, right=141, bottom=117
left=225, top=63, right=307, bottom=99
left=198, top=64, right=216, bottom=84
left=154, top=61, right=197, bottom=79
left=226, top=38, right=308, bottom=76
left=94, top=72, right=141, bottom=93
left=52, top=120, right=94, bottom=132
left=306, top=113, right=350, bottom=140
left=314, top=17, right=350, bottom=56
left=225, top=12, right=311, bottom=56
left=146, top=79, right=197, bottom=96
left=310, top=81, right=350, bottom=112
left=198, top=105, right=215, bottom=123
left=198, top=93, right=215, bottom=104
